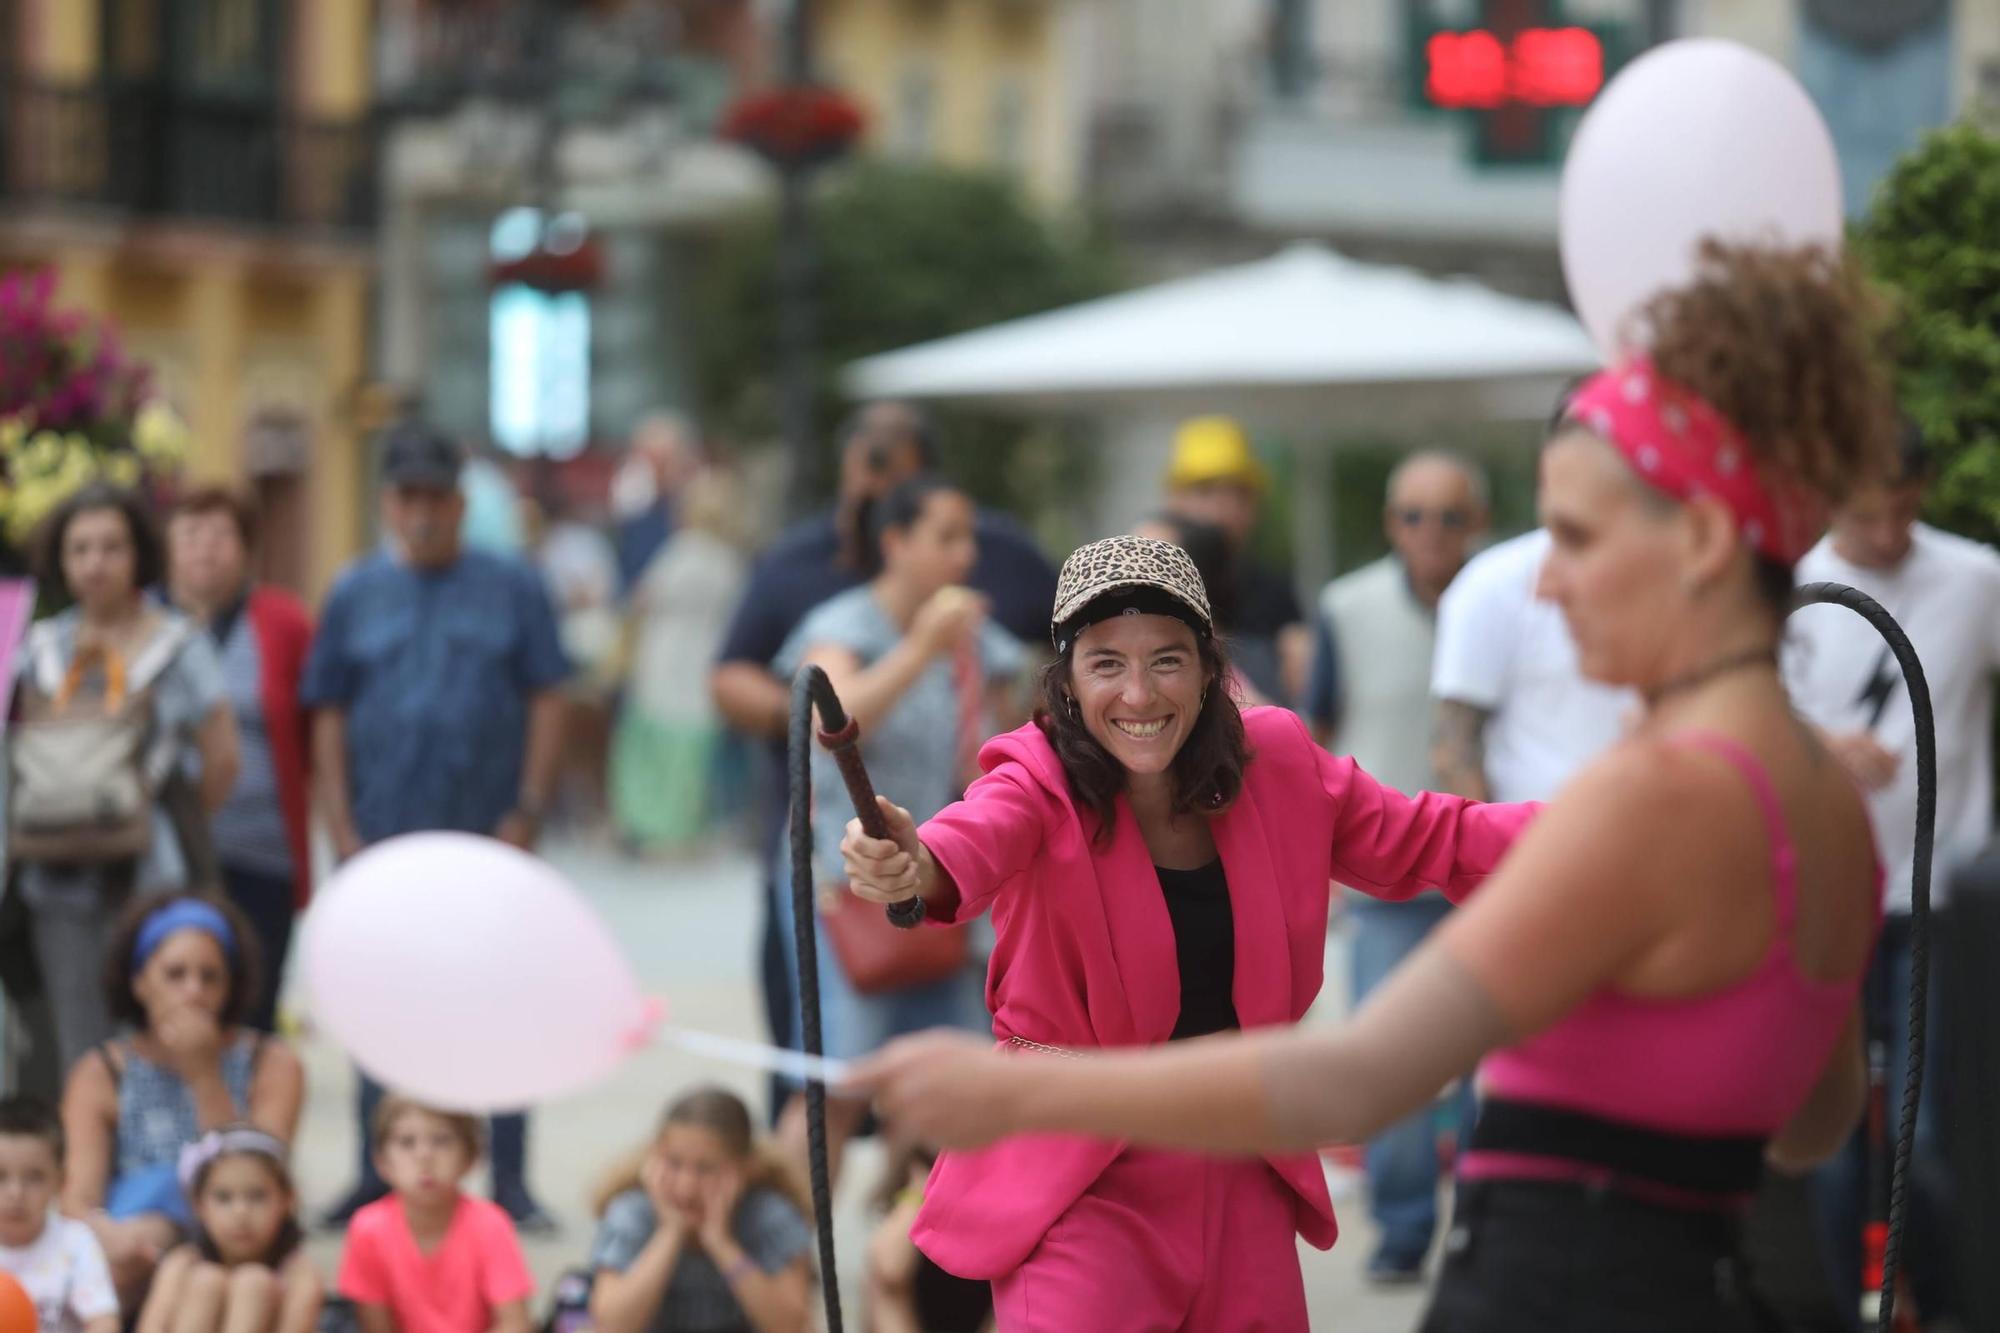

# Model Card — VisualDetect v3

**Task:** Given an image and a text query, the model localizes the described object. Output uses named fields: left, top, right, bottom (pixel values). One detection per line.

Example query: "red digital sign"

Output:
left=1425, top=26, right=1604, bottom=109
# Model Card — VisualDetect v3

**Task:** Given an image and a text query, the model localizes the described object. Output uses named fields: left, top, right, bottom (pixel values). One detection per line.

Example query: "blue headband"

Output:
left=132, top=900, right=237, bottom=974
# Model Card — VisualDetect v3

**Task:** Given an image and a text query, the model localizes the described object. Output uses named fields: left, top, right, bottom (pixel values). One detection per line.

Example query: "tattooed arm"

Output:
left=1430, top=698, right=1492, bottom=801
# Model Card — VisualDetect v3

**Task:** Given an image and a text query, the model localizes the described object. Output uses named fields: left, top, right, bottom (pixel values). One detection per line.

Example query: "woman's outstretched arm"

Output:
left=852, top=744, right=1719, bottom=1154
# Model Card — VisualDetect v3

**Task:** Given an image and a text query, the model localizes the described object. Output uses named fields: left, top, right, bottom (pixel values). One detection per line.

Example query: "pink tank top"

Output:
left=1473, top=733, right=1884, bottom=1142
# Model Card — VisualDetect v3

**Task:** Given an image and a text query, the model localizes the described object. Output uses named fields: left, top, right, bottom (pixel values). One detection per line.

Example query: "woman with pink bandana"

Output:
left=851, top=243, right=1898, bottom=1333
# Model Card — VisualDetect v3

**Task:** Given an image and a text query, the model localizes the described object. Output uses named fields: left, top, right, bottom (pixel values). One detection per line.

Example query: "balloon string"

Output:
left=655, top=1024, right=853, bottom=1085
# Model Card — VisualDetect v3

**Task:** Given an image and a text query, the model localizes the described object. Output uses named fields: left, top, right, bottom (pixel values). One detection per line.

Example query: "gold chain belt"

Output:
left=1005, top=1035, right=1082, bottom=1059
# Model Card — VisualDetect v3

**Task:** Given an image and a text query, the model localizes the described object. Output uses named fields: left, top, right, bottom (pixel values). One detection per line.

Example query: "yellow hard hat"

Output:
left=1166, top=416, right=1267, bottom=492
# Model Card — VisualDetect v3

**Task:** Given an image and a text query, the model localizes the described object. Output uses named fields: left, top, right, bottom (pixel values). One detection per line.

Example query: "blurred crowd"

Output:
left=0, top=382, right=1992, bottom=1333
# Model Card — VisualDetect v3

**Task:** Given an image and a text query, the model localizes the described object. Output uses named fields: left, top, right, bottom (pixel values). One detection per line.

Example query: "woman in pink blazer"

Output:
left=837, top=534, right=1533, bottom=1331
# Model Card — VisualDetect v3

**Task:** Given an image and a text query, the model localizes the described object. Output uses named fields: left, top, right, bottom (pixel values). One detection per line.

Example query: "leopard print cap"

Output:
left=1050, top=535, right=1214, bottom=647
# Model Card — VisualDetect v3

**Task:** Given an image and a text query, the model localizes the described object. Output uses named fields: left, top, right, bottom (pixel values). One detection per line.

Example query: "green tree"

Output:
left=692, top=160, right=1121, bottom=529
left=1859, top=122, right=2000, bottom=545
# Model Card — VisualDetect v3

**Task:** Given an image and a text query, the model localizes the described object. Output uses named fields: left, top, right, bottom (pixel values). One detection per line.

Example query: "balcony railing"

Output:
left=374, top=0, right=749, bottom=130
left=0, top=78, right=378, bottom=235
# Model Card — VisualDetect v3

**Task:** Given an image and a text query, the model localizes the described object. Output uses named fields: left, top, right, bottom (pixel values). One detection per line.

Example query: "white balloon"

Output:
left=1560, top=38, right=1844, bottom=358
left=301, top=833, right=655, bottom=1112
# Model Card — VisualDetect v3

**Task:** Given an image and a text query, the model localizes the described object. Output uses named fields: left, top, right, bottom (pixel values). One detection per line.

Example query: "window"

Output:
left=171, top=0, right=281, bottom=96
left=991, top=77, right=1030, bottom=173
left=894, top=61, right=936, bottom=157
left=489, top=208, right=593, bottom=459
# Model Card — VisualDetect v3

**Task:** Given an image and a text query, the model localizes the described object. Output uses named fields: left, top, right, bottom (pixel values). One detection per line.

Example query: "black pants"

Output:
left=1420, top=1180, right=1781, bottom=1333
left=220, top=863, right=296, bottom=1034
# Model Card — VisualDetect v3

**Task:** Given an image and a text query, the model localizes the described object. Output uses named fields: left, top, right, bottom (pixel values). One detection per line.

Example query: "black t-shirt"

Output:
left=1234, top=560, right=1303, bottom=637
left=1157, top=858, right=1239, bottom=1040
left=1226, top=561, right=1302, bottom=701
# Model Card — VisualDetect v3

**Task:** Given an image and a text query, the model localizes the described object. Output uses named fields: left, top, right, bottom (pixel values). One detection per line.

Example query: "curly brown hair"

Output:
left=103, top=893, right=263, bottom=1031
left=1636, top=240, right=1899, bottom=502
left=34, top=483, right=166, bottom=601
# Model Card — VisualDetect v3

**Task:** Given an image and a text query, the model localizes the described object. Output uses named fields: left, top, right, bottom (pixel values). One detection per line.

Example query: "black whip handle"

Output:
left=800, top=667, right=927, bottom=929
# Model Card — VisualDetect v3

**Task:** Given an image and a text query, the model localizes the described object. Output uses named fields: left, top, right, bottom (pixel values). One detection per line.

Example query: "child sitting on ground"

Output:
left=588, top=1085, right=814, bottom=1333
left=336, top=1096, right=535, bottom=1333
left=864, top=1139, right=993, bottom=1333
left=0, top=1096, right=118, bottom=1333
left=138, top=1126, right=321, bottom=1332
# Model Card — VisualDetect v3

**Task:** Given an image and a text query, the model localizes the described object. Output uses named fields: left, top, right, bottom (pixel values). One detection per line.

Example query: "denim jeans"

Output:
left=220, top=862, right=296, bottom=1034
left=1808, top=913, right=1954, bottom=1329
left=1350, top=895, right=1477, bottom=1266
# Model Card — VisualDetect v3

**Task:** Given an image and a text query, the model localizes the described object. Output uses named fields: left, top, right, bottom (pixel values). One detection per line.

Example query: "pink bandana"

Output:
left=1564, top=359, right=1825, bottom=565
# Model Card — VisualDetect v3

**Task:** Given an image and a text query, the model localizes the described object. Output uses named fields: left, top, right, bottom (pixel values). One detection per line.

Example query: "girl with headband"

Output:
left=850, top=241, right=1898, bottom=1332
left=138, top=1126, right=321, bottom=1332
left=820, top=530, right=1535, bottom=1327
left=60, top=895, right=304, bottom=1309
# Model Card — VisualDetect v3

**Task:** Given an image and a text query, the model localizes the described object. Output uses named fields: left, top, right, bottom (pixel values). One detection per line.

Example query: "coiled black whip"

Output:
left=788, top=665, right=926, bottom=1332
left=1794, top=582, right=1933, bottom=1333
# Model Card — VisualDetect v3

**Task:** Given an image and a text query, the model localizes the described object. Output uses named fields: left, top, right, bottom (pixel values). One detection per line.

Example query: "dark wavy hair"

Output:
left=35, top=483, right=165, bottom=601
left=862, top=474, right=964, bottom=578
left=187, top=1128, right=303, bottom=1268
left=103, top=893, right=263, bottom=1032
left=1034, top=628, right=1250, bottom=844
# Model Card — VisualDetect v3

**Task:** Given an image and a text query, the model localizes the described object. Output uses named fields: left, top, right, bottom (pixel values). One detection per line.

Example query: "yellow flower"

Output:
left=102, top=452, right=142, bottom=489
left=134, top=401, right=188, bottom=467
left=0, top=417, right=25, bottom=456
left=20, top=431, right=67, bottom=480
left=4, top=437, right=109, bottom=543
left=8, top=474, right=65, bottom=545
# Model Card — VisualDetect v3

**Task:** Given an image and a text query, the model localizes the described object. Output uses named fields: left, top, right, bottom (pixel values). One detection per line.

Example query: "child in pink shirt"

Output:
left=336, top=1097, right=534, bottom=1333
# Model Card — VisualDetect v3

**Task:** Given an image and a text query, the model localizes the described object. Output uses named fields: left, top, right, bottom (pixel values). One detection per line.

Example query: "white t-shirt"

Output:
left=1788, top=524, right=2000, bottom=913
left=1431, top=530, right=1635, bottom=803
left=0, top=1212, right=118, bottom=1331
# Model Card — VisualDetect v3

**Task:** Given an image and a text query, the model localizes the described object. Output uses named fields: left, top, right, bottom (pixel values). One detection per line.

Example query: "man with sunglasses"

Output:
left=1304, top=449, right=1488, bottom=1284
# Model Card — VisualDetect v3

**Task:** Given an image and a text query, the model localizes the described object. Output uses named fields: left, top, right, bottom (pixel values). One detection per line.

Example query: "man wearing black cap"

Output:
left=302, top=419, right=571, bottom=1232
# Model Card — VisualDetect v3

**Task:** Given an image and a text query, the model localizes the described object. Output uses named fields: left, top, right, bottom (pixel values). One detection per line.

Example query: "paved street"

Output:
left=286, top=839, right=1433, bottom=1331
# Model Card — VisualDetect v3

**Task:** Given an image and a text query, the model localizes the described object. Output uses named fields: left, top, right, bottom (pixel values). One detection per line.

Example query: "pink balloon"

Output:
left=302, top=833, right=656, bottom=1112
left=1560, top=38, right=1844, bottom=358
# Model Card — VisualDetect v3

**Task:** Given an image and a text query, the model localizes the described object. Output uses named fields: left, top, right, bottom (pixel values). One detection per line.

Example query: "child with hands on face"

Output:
left=0, top=1096, right=119, bottom=1333
left=336, top=1097, right=535, bottom=1333
left=588, top=1087, right=813, bottom=1333
left=138, top=1127, right=320, bottom=1333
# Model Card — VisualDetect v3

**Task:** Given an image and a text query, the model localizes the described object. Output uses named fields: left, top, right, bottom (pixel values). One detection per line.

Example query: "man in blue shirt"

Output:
left=711, top=402, right=1057, bottom=1096
left=304, top=420, right=571, bottom=1232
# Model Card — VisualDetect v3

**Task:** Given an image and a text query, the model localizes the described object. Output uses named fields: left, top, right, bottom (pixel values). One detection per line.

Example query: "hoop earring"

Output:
left=1066, top=693, right=1081, bottom=719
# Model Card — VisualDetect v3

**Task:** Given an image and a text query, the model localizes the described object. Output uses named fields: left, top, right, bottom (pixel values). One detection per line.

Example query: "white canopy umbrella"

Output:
left=847, top=242, right=1599, bottom=421
left=844, top=243, right=1602, bottom=586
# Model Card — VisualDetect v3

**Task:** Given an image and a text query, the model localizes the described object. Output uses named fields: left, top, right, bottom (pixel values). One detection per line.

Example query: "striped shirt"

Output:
left=210, top=611, right=296, bottom=877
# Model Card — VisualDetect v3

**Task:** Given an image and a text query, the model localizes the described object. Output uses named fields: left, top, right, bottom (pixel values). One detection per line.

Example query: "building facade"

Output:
left=816, top=0, right=1090, bottom=208
left=0, top=0, right=378, bottom=596
left=370, top=0, right=765, bottom=467
left=1080, top=0, right=2000, bottom=297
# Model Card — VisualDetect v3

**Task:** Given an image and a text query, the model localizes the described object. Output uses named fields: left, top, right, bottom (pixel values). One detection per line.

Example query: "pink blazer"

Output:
left=910, top=706, right=1535, bottom=1279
